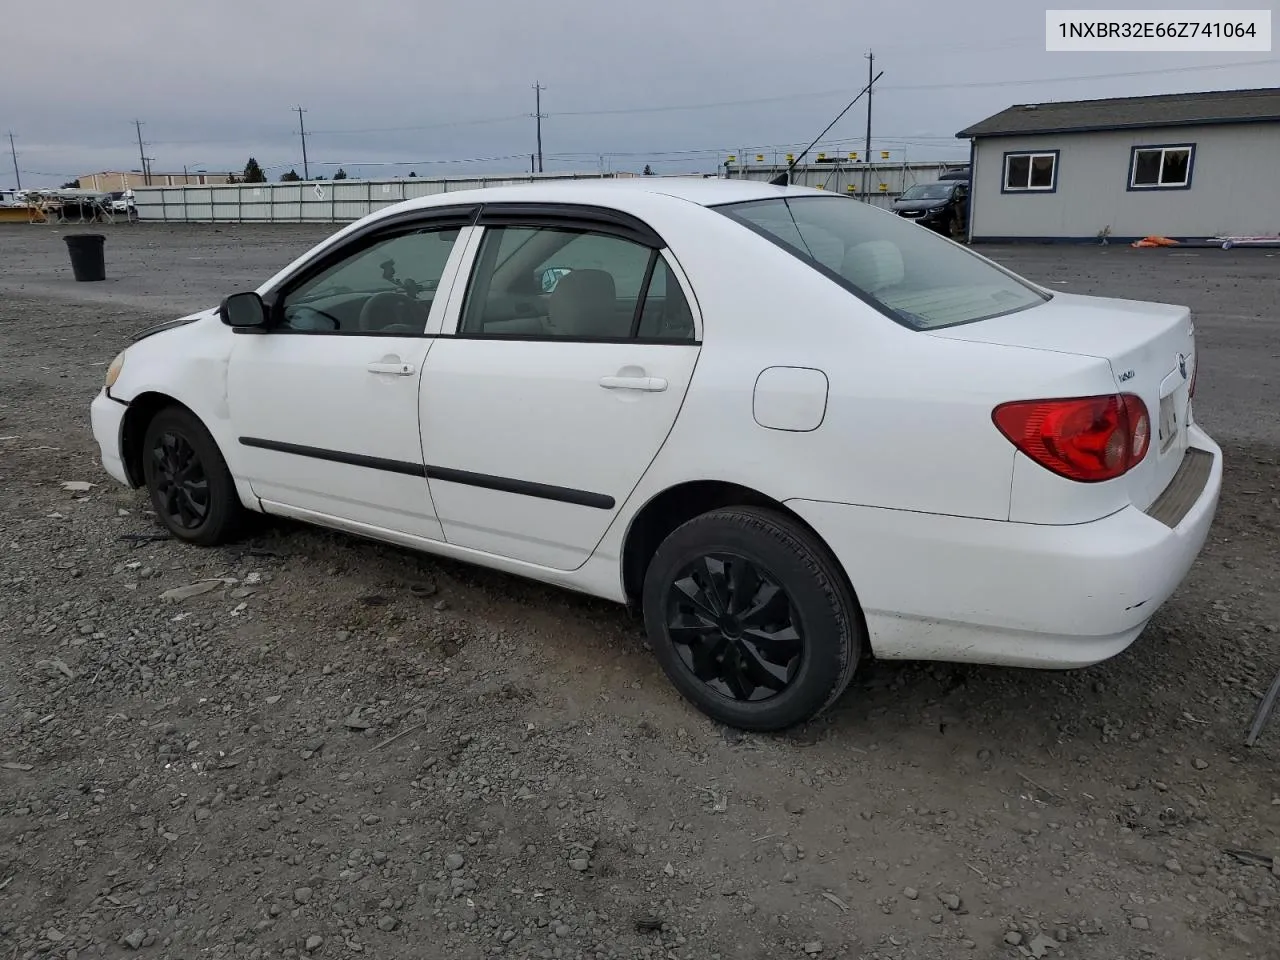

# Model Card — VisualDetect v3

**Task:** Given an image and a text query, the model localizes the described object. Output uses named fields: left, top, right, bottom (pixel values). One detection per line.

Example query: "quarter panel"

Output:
left=591, top=208, right=1120, bottom=535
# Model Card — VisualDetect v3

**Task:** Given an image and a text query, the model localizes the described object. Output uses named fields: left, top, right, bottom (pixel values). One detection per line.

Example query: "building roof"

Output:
left=956, top=86, right=1280, bottom=139
left=79, top=170, right=230, bottom=178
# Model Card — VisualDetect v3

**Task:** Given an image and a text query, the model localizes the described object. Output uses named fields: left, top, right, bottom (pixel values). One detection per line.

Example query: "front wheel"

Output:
left=641, top=507, right=863, bottom=732
left=141, top=406, right=246, bottom=546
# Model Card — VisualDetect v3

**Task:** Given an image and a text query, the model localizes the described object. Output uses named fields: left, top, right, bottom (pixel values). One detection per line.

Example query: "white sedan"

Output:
left=90, top=178, right=1222, bottom=731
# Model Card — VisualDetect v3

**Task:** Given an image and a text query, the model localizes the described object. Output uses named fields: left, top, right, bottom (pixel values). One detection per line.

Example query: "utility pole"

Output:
left=294, top=106, right=310, bottom=180
left=134, top=120, right=150, bottom=186
left=7, top=132, right=19, bottom=190
left=532, top=82, right=546, bottom=174
left=862, top=50, right=875, bottom=198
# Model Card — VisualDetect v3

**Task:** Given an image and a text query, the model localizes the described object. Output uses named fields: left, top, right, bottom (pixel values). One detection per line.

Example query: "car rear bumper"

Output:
left=90, top=388, right=132, bottom=486
left=786, top=425, right=1223, bottom=668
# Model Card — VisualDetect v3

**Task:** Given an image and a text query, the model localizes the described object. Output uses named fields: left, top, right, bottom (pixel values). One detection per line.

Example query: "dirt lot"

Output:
left=2, top=223, right=1278, bottom=960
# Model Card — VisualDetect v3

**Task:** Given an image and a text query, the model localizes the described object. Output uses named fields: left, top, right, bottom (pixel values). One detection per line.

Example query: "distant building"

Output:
left=77, top=171, right=234, bottom=192
left=957, top=86, right=1280, bottom=242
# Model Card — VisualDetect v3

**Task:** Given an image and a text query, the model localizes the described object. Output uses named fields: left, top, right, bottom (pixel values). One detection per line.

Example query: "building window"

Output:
left=1002, top=151, right=1058, bottom=193
left=1128, top=144, right=1194, bottom=190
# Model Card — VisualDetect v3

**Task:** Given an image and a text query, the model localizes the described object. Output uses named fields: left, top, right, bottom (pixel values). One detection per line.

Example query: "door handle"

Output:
left=599, top=375, right=668, bottom=392
left=367, top=361, right=415, bottom=376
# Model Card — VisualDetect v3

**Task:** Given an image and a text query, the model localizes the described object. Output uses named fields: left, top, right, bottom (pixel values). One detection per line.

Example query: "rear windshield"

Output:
left=717, top=195, right=1049, bottom=329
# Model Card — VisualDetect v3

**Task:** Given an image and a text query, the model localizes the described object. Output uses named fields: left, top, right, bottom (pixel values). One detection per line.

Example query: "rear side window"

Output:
left=718, top=196, right=1049, bottom=330
left=458, top=224, right=696, bottom=342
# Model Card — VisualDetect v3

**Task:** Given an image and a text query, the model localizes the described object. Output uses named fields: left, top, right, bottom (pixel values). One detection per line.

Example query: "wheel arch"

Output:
left=619, top=479, right=871, bottom=652
left=118, top=392, right=201, bottom=487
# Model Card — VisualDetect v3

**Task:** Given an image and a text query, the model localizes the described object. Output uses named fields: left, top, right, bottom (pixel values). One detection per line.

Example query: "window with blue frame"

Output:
left=1002, top=151, right=1058, bottom=193
left=1128, top=144, right=1195, bottom=190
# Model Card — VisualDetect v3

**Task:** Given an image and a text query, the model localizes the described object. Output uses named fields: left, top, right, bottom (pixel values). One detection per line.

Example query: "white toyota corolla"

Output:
left=91, top=178, right=1222, bottom=731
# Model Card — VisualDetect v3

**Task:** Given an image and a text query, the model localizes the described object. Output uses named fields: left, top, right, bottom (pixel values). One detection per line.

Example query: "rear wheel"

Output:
left=141, top=406, right=246, bottom=546
left=641, top=506, right=862, bottom=732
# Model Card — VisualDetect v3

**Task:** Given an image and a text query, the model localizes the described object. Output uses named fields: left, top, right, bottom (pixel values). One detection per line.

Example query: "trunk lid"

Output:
left=929, top=291, right=1196, bottom=510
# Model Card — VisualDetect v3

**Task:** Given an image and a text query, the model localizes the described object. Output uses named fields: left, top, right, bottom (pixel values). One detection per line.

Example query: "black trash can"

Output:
left=64, top=233, right=107, bottom=282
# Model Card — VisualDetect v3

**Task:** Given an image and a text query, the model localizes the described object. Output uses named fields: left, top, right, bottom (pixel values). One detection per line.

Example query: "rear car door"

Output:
left=227, top=208, right=477, bottom=540
left=419, top=204, right=702, bottom=570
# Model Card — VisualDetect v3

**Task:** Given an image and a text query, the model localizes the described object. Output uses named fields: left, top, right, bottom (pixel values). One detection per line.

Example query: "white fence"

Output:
left=132, top=172, right=625, bottom=223
left=131, top=162, right=966, bottom=223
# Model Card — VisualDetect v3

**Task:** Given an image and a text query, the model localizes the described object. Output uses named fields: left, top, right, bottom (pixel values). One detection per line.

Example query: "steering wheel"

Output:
left=357, top=291, right=419, bottom=333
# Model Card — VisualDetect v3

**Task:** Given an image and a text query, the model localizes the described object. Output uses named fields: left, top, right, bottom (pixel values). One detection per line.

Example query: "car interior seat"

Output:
left=840, top=240, right=905, bottom=295
left=548, top=269, right=619, bottom=337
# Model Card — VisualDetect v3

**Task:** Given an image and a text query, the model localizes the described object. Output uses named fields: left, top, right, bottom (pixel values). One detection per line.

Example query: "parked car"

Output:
left=107, top=190, right=136, bottom=216
left=892, top=180, right=968, bottom=238
left=90, top=180, right=1220, bottom=732
left=937, top=167, right=971, bottom=181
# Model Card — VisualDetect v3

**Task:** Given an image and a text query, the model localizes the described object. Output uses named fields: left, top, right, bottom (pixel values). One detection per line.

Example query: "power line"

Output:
left=256, top=153, right=533, bottom=172
left=147, top=114, right=531, bottom=145
left=309, top=115, right=529, bottom=137
left=546, top=57, right=1279, bottom=118
left=127, top=55, right=1279, bottom=149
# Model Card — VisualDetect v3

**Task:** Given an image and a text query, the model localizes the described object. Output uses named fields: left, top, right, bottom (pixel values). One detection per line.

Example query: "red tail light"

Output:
left=993, top=394, right=1150, bottom=483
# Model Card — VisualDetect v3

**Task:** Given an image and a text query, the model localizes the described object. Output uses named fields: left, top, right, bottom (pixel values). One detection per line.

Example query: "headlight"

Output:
left=105, top=351, right=126, bottom=389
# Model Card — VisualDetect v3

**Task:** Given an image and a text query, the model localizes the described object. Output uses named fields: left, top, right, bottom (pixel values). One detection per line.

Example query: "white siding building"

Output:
left=957, top=87, right=1280, bottom=243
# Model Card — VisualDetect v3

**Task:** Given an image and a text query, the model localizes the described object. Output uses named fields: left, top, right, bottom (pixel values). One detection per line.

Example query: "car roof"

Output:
left=380, top=176, right=830, bottom=217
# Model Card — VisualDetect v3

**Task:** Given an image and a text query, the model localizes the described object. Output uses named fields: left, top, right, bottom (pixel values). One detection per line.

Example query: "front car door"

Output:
left=227, top=207, right=477, bottom=540
left=419, top=204, right=702, bottom=570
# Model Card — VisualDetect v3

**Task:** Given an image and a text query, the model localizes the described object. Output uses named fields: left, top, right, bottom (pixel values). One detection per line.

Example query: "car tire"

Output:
left=641, top=506, right=863, bottom=732
left=141, top=406, right=246, bottom=546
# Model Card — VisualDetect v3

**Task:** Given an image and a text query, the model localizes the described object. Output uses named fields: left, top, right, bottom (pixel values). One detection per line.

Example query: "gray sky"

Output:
left=4, top=0, right=1277, bottom=187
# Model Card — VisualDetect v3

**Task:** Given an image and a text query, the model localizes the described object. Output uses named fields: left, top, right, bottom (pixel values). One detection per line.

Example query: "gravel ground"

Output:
left=2, top=223, right=1278, bottom=960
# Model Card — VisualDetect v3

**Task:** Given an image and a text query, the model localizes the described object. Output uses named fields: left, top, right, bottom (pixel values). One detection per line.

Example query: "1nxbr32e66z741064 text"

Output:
left=1045, top=8, right=1272, bottom=51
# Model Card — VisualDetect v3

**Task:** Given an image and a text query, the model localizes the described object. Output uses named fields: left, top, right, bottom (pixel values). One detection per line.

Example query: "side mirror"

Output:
left=219, top=291, right=268, bottom=328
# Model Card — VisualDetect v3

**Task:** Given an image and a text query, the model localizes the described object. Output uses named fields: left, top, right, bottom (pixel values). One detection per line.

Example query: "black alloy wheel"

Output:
left=665, top=553, right=803, bottom=703
left=141, top=406, right=246, bottom=546
left=150, top=430, right=209, bottom=530
left=643, top=506, right=863, bottom=732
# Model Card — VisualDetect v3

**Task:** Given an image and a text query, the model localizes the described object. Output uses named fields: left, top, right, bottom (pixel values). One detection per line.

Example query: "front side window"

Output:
left=459, top=224, right=695, bottom=341
left=719, top=196, right=1049, bottom=330
left=1003, top=152, right=1058, bottom=192
left=1129, top=145, right=1194, bottom=189
left=279, top=225, right=462, bottom=333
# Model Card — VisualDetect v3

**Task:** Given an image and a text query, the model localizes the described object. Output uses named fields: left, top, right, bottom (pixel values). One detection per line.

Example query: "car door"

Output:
left=418, top=206, right=702, bottom=570
left=227, top=208, right=477, bottom=540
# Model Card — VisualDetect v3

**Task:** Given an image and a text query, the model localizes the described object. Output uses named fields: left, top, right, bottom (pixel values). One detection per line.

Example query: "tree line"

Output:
left=228, top=158, right=354, bottom=183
